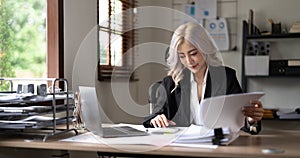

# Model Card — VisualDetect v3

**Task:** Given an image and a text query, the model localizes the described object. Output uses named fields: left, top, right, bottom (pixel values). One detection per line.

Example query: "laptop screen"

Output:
left=79, top=86, right=103, bottom=136
left=79, top=86, right=148, bottom=138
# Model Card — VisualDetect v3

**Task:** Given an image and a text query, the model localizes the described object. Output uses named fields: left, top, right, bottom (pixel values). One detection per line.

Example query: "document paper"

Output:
left=199, top=92, right=265, bottom=133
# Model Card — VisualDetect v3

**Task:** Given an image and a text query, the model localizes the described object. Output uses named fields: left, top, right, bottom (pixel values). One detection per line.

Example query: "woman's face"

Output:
left=177, top=41, right=207, bottom=74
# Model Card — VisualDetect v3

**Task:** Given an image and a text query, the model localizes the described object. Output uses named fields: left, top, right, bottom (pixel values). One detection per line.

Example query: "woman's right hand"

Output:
left=150, top=114, right=176, bottom=128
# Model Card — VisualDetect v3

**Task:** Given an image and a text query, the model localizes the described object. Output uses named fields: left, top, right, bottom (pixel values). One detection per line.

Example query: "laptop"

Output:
left=79, top=86, right=148, bottom=138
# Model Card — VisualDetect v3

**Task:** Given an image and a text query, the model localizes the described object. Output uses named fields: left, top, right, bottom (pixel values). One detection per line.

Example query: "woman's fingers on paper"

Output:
left=150, top=119, right=158, bottom=128
left=151, top=114, right=176, bottom=128
left=157, top=115, right=167, bottom=127
left=151, top=114, right=167, bottom=128
left=243, top=105, right=264, bottom=121
left=168, top=120, right=176, bottom=126
left=250, top=100, right=263, bottom=108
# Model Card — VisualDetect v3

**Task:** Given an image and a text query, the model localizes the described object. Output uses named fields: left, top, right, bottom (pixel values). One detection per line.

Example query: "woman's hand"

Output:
left=150, top=114, right=176, bottom=128
left=242, top=100, right=264, bottom=124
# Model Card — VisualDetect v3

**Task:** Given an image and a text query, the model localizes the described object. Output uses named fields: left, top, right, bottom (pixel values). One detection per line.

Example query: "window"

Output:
left=98, top=0, right=137, bottom=80
left=0, top=0, right=63, bottom=91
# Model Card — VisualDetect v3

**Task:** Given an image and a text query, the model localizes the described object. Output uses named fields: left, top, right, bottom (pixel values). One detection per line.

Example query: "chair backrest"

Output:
left=148, top=81, right=162, bottom=114
left=148, top=47, right=169, bottom=114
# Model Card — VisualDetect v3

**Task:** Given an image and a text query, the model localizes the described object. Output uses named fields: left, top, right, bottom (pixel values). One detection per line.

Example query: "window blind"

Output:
left=98, top=0, right=137, bottom=80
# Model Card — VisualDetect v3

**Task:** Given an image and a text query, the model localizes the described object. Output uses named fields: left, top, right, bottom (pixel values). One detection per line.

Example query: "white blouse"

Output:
left=190, top=67, right=208, bottom=125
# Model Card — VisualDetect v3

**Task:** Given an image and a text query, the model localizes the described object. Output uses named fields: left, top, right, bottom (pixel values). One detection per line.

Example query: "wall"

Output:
left=64, top=0, right=300, bottom=126
left=64, top=0, right=97, bottom=88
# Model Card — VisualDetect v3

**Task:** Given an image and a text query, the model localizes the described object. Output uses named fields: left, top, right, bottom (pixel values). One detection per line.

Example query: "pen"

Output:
left=151, top=131, right=174, bottom=135
left=149, top=128, right=180, bottom=134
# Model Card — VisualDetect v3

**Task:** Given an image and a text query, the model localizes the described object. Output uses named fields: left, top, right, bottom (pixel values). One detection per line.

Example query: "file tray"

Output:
left=0, top=78, right=78, bottom=141
left=0, top=117, right=72, bottom=129
left=0, top=104, right=70, bottom=117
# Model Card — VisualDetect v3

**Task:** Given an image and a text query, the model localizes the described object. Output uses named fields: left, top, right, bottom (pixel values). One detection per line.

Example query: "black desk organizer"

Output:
left=0, top=78, right=78, bottom=141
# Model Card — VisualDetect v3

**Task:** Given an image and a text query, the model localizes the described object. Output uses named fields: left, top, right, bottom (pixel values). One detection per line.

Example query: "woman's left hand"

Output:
left=242, top=100, right=264, bottom=124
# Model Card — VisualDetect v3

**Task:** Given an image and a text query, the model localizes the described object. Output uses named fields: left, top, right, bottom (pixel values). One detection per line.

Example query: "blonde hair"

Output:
left=167, top=22, right=223, bottom=91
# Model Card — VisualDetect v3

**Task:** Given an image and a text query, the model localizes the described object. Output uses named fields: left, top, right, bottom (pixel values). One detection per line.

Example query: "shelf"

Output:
left=242, top=20, right=300, bottom=92
left=246, top=75, right=300, bottom=78
left=263, top=118, right=300, bottom=121
left=246, top=33, right=300, bottom=39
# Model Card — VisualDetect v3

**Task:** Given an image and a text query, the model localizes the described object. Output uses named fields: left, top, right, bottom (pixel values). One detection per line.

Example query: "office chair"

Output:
left=148, top=47, right=169, bottom=114
left=148, top=81, right=162, bottom=114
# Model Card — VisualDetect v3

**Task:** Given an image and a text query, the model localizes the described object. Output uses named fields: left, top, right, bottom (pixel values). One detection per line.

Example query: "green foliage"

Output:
left=0, top=0, right=15, bottom=91
left=0, top=0, right=46, bottom=91
left=7, top=0, right=46, bottom=75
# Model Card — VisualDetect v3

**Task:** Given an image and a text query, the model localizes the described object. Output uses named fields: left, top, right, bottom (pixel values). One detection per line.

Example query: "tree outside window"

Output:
left=0, top=0, right=46, bottom=91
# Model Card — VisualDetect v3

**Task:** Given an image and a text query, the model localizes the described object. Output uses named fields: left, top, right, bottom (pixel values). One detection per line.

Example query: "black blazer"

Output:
left=143, top=66, right=261, bottom=134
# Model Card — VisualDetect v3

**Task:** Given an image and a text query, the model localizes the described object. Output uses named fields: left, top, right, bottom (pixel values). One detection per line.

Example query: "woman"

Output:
left=143, top=22, right=264, bottom=134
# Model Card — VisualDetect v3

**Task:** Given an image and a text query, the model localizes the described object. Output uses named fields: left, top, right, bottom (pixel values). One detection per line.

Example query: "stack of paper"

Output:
left=170, top=124, right=238, bottom=147
left=277, top=110, right=300, bottom=119
left=174, top=125, right=229, bottom=143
